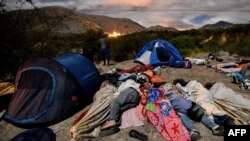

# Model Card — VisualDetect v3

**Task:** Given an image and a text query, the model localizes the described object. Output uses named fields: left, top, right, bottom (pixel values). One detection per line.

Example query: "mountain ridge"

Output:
left=200, top=21, right=234, bottom=29
left=146, top=25, right=178, bottom=32
left=3, top=6, right=248, bottom=35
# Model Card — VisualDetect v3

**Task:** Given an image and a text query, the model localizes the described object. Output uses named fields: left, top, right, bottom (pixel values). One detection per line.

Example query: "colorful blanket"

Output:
left=145, top=88, right=190, bottom=141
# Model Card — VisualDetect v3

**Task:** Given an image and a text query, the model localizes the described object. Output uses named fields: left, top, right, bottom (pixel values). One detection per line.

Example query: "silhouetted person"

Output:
left=99, top=37, right=110, bottom=65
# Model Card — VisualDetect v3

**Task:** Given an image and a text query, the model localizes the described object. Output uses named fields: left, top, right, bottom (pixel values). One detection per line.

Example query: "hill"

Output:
left=146, top=25, right=178, bottom=32
left=200, top=21, right=234, bottom=29
left=2, top=6, right=145, bottom=35
left=32, top=6, right=103, bottom=34
left=79, top=13, right=146, bottom=35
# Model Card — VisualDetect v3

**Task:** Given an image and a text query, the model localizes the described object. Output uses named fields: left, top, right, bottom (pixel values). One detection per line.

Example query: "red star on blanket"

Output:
left=171, top=123, right=180, bottom=135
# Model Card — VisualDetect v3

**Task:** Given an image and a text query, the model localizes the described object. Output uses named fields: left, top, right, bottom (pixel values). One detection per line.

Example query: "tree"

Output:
left=0, top=0, right=67, bottom=79
left=81, top=29, right=106, bottom=61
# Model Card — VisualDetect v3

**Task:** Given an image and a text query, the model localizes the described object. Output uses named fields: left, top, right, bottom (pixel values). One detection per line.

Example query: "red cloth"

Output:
left=72, top=105, right=90, bottom=126
left=145, top=89, right=190, bottom=141
left=116, top=64, right=153, bottom=73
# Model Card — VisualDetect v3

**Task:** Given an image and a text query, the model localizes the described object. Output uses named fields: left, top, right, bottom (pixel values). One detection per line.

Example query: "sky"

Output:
left=4, top=0, right=250, bottom=29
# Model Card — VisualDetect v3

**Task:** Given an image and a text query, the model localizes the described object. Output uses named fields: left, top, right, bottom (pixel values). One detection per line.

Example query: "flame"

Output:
left=108, top=31, right=121, bottom=38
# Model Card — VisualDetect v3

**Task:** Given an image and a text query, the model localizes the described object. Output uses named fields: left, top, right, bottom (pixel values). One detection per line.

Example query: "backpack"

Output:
left=183, top=60, right=192, bottom=69
left=9, top=128, right=56, bottom=141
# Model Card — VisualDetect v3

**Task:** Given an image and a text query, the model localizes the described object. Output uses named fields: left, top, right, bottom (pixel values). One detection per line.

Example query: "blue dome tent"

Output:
left=134, top=39, right=183, bottom=67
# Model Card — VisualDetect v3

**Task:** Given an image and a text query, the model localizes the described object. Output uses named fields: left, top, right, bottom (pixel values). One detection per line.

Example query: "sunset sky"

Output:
left=5, top=0, right=250, bottom=29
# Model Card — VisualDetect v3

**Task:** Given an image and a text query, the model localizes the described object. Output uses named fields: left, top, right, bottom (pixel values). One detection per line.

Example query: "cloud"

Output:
left=4, top=0, right=250, bottom=29
left=108, top=0, right=152, bottom=8
left=190, top=14, right=214, bottom=25
left=40, top=0, right=67, bottom=2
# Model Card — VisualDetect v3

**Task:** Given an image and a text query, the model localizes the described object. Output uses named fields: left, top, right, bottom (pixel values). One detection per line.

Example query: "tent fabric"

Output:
left=54, top=53, right=101, bottom=97
left=134, top=39, right=183, bottom=67
left=3, top=54, right=101, bottom=127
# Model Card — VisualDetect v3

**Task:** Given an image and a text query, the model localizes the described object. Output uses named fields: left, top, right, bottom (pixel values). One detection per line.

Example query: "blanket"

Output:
left=70, top=83, right=117, bottom=140
left=145, top=88, right=190, bottom=141
left=210, top=82, right=250, bottom=124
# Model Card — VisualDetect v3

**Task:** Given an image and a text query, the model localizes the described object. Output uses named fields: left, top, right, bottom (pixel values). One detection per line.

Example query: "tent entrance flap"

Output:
left=135, top=50, right=152, bottom=65
left=156, top=47, right=171, bottom=62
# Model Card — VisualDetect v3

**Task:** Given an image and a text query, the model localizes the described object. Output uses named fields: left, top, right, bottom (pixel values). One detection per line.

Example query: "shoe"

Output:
left=99, top=125, right=120, bottom=137
left=225, top=117, right=235, bottom=125
left=190, top=130, right=201, bottom=141
left=212, top=126, right=224, bottom=136
left=129, top=129, right=148, bottom=141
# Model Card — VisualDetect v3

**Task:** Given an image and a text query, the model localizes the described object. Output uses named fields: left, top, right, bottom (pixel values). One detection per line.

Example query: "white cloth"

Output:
left=113, top=79, right=142, bottom=97
left=210, top=82, right=250, bottom=124
left=210, top=82, right=250, bottom=110
left=185, top=57, right=207, bottom=65
left=180, top=80, right=225, bottom=116
left=219, top=67, right=241, bottom=74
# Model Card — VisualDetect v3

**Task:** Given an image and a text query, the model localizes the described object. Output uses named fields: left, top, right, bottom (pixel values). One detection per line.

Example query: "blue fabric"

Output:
left=232, top=72, right=243, bottom=84
left=108, top=88, right=139, bottom=120
left=54, top=53, right=101, bottom=96
left=101, top=48, right=110, bottom=65
left=214, top=115, right=230, bottom=126
left=177, top=112, right=196, bottom=132
left=3, top=57, right=89, bottom=127
left=201, top=114, right=218, bottom=129
left=101, top=48, right=110, bottom=59
left=165, top=90, right=192, bottom=115
left=160, top=101, right=172, bottom=116
left=147, top=88, right=160, bottom=103
left=134, top=39, right=183, bottom=66
left=3, top=67, right=57, bottom=124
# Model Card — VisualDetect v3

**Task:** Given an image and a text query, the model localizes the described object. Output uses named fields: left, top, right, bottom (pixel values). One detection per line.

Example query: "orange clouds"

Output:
left=108, top=0, right=152, bottom=7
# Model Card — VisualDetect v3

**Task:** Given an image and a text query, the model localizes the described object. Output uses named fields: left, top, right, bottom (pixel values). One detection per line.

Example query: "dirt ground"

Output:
left=0, top=53, right=249, bottom=141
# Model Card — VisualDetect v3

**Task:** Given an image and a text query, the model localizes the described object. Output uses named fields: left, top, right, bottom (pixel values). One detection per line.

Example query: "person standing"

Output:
left=99, top=37, right=110, bottom=66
